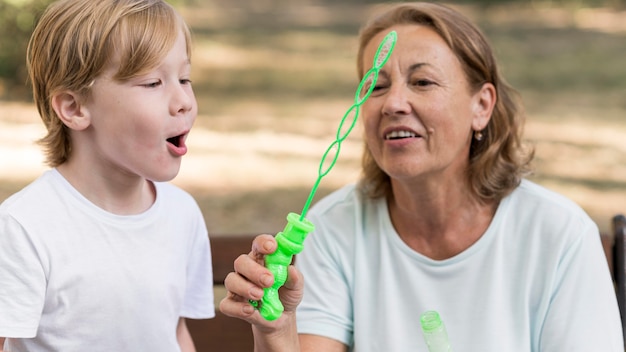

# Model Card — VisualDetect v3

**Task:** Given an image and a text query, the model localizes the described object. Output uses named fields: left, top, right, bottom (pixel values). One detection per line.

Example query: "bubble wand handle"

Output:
left=253, top=31, right=397, bottom=321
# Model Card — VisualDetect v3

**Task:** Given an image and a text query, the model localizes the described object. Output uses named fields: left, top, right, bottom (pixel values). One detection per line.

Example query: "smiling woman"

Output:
left=218, top=3, right=623, bottom=352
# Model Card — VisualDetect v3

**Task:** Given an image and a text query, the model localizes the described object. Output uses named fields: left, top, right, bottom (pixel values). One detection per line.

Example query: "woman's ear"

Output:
left=51, top=91, right=91, bottom=131
left=471, top=82, right=496, bottom=131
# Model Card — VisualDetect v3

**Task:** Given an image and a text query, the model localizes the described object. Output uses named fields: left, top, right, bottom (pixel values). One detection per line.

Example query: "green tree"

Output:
left=0, top=0, right=52, bottom=100
left=0, top=0, right=191, bottom=101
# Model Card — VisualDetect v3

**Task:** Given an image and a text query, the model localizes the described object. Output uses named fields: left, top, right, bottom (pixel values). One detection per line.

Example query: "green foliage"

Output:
left=0, top=0, right=623, bottom=101
left=0, top=0, right=52, bottom=100
left=0, top=0, right=194, bottom=100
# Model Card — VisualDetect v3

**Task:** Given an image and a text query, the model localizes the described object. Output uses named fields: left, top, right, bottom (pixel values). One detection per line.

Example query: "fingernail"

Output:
left=243, top=303, right=255, bottom=315
left=261, top=274, right=273, bottom=287
left=263, top=241, right=274, bottom=252
left=250, top=287, right=264, bottom=299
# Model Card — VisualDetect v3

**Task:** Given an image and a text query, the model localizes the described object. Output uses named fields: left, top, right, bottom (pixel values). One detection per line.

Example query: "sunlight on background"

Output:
left=1, top=1, right=625, bottom=233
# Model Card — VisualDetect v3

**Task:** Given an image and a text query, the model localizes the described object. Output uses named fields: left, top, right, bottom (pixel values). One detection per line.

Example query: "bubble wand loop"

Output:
left=252, top=31, right=397, bottom=321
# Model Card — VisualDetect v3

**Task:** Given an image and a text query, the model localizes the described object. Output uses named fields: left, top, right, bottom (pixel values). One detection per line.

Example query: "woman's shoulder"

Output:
left=504, top=179, right=596, bottom=233
left=513, top=180, right=590, bottom=216
left=308, top=183, right=370, bottom=217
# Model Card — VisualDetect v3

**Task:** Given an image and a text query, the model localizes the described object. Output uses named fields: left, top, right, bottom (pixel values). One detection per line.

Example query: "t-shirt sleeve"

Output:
left=295, top=212, right=354, bottom=346
left=0, top=214, right=46, bottom=337
left=539, top=220, right=623, bottom=351
left=179, top=208, right=215, bottom=319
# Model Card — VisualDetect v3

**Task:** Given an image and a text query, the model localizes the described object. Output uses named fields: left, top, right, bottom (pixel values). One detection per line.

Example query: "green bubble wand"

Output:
left=251, top=30, right=397, bottom=321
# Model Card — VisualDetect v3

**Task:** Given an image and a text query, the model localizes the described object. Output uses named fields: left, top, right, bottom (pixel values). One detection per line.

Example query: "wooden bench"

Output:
left=190, top=214, right=626, bottom=351
left=612, top=214, right=626, bottom=347
left=187, top=235, right=256, bottom=351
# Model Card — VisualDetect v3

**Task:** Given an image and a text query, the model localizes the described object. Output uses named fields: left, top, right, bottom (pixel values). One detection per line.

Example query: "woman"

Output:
left=219, top=3, right=623, bottom=351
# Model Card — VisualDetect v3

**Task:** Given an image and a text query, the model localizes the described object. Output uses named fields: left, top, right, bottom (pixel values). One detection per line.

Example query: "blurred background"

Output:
left=1, top=0, right=625, bottom=235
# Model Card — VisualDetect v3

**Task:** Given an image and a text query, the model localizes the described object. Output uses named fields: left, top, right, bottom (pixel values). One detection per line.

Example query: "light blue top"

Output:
left=296, top=180, right=622, bottom=351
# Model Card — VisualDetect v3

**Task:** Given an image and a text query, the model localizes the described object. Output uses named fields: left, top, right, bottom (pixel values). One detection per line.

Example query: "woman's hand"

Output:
left=219, top=234, right=304, bottom=331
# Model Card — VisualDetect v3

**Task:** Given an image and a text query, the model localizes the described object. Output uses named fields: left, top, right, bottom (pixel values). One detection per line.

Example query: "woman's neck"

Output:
left=387, top=179, right=497, bottom=260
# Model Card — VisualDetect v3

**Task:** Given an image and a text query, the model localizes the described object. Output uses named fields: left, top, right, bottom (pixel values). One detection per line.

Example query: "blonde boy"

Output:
left=0, top=0, right=213, bottom=350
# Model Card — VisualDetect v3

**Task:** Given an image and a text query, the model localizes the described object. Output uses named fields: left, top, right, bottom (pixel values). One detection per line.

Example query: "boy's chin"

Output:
left=149, top=165, right=182, bottom=183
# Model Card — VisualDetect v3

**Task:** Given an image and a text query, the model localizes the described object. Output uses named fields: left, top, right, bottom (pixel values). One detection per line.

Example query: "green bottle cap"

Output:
left=420, top=310, right=443, bottom=332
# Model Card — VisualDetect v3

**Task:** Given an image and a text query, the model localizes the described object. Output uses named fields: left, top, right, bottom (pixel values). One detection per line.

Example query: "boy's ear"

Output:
left=51, top=91, right=91, bottom=131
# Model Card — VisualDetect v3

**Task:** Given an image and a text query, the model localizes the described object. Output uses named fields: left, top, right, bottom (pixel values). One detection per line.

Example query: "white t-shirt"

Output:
left=0, top=169, right=214, bottom=352
left=296, top=180, right=623, bottom=351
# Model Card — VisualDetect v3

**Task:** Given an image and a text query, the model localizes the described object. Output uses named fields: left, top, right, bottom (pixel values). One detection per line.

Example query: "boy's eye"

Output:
left=142, top=80, right=161, bottom=88
left=180, top=79, right=192, bottom=85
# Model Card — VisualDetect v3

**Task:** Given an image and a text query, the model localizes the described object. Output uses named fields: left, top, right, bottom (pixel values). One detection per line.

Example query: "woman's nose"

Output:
left=381, top=84, right=411, bottom=117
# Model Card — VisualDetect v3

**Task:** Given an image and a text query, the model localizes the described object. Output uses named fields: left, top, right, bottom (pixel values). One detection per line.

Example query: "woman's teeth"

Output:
left=385, top=130, right=417, bottom=140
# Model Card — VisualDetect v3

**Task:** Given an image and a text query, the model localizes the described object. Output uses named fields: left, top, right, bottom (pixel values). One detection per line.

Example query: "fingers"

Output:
left=220, top=234, right=277, bottom=320
left=284, top=265, right=304, bottom=291
left=219, top=290, right=257, bottom=321
left=250, top=234, right=277, bottom=260
left=220, top=259, right=267, bottom=322
left=278, top=265, right=305, bottom=313
left=233, top=235, right=277, bottom=289
left=220, top=234, right=305, bottom=324
left=220, top=266, right=304, bottom=324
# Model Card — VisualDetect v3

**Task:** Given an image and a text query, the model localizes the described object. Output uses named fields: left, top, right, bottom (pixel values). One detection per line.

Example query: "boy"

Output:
left=0, top=0, right=214, bottom=351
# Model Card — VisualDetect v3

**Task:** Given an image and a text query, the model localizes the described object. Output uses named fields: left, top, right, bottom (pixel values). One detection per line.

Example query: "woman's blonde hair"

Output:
left=27, top=0, right=192, bottom=167
left=357, top=2, right=533, bottom=201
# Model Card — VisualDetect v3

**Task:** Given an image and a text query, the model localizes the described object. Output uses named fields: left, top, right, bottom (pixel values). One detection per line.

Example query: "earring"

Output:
left=474, top=130, right=483, bottom=141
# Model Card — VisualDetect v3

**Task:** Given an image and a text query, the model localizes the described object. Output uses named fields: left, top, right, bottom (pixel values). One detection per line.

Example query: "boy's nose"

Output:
left=171, top=85, right=195, bottom=116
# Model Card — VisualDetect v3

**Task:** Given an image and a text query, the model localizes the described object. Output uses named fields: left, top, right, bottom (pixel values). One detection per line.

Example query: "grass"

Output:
left=0, top=1, right=624, bottom=235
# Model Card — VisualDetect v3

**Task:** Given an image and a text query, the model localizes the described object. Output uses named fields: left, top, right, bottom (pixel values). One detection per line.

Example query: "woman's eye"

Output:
left=412, top=79, right=434, bottom=87
left=371, top=83, right=389, bottom=93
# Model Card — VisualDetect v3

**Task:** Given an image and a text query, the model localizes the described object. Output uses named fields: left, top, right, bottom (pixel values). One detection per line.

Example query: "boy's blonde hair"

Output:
left=27, top=0, right=192, bottom=167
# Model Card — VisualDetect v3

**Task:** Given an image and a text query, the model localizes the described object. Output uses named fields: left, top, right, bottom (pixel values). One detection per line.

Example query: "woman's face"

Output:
left=360, top=24, right=493, bottom=186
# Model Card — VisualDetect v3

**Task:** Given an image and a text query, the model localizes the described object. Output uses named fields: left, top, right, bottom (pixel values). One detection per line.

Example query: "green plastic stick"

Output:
left=252, top=30, right=397, bottom=321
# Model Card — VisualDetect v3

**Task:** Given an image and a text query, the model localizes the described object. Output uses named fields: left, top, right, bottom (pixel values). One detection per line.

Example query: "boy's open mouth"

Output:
left=167, top=135, right=183, bottom=148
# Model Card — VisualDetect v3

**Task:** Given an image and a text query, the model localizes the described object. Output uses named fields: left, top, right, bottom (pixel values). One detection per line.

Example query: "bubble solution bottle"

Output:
left=420, top=310, right=452, bottom=352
